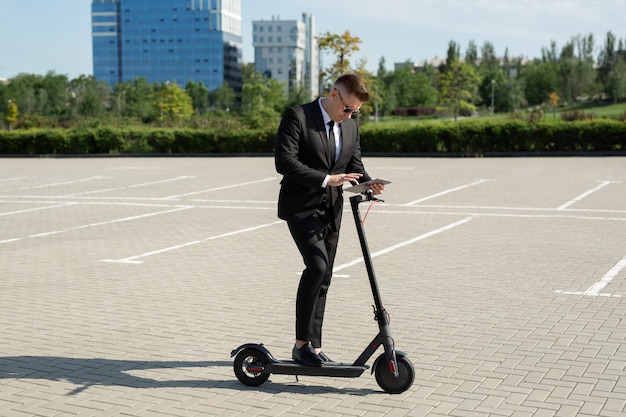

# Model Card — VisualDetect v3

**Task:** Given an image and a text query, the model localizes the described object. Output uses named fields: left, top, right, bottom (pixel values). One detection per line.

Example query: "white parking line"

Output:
left=333, top=216, right=473, bottom=273
left=586, top=256, right=626, bottom=295
left=403, top=179, right=493, bottom=206
left=0, top=202, right=78, bottom=217
left=101, top=220, right=282, bottom=264
left=556, top=255, right=626, bottom=298
left=0, top=206, right=192, bottom=245
left=61, top=176, right=196, bottom=197
left=557, top=180, right=621, bottom=210
left=0, top=176, right=28, bottom=183
left=160, top=177, right=278, bottom=200
left=1, top=176, right=111, bottom=192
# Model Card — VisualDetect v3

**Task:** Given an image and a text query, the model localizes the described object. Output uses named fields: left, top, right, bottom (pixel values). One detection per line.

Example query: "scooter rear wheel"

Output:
left=374, top=354, right=415, bottom=394
left=233, top=347, right=270, bottom=386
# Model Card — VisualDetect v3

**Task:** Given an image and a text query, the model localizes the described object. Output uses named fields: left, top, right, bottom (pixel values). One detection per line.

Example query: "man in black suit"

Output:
left=275, top=74, right=384, bottom=367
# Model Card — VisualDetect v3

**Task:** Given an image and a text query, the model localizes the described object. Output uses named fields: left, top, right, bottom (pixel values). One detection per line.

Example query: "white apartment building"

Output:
left=253, top=13, right=319, bottom=99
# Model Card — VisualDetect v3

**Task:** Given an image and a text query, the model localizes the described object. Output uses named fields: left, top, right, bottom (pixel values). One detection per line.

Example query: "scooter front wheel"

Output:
left=233, top=347, right=270, bottom=386
left=374, top=354, right=415, bottom=394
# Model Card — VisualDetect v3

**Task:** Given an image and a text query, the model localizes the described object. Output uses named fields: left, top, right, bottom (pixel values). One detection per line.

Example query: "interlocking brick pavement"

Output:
left=1, top=156, right=625, bottom=416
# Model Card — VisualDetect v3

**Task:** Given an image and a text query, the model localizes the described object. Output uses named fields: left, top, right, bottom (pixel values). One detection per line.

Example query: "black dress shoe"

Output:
left=292, top=344, right=323, bottom=367
left=318, top=351, right=333, bottom=363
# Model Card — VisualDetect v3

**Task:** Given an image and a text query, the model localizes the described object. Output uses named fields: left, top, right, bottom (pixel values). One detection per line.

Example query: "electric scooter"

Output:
left=231, top=191, right=415, bottom=394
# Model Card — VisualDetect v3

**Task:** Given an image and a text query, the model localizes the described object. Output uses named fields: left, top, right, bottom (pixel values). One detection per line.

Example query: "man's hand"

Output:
left=327, top=173, right=362, bottom=187
left=327, top=174, right=385, bottom=195
left=368, top=182, right=385, bottom=195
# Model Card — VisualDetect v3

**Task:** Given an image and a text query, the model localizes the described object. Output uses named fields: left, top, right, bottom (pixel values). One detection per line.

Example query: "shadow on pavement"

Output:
left=0, top=356, right=232, bottom=395
left=1, top=356, right=375, bottom=396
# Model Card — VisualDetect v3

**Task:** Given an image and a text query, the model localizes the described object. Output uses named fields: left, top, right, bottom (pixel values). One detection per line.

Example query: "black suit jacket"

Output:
left=275, top=100, right=371, bottom=225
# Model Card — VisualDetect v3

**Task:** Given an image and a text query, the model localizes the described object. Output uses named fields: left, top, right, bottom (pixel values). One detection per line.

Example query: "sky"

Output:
left=1, top=0, right=625, bottom=80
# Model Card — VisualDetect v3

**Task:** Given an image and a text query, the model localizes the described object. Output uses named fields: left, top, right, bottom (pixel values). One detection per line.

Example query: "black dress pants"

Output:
left=287, top=208, right=339, bottom=348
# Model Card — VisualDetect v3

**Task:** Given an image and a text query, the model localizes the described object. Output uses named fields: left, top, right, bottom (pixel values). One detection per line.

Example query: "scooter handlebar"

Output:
left=350, top=189, right=385, bottom=203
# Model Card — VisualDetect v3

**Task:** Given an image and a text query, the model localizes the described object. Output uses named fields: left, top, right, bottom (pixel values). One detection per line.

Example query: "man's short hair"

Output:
left=334, top=74, right=369, bottom=102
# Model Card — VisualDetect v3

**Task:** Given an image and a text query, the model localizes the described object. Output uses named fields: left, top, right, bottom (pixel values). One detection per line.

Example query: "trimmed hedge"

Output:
left=0, top=119, right=624, bottom=155
left=360, top=119, right=626, bottom=154
left=0, top=127, right=276, bottom=155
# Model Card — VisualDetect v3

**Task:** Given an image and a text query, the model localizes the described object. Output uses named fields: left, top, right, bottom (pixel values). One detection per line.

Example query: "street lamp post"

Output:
left=490, top=79, right=495, bottom=114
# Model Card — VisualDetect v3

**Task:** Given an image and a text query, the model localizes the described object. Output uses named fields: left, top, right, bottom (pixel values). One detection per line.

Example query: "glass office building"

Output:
left=92, top=0, right=242, bottom=92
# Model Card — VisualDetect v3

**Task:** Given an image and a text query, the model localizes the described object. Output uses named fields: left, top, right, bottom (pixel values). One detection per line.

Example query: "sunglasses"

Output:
left=334, top=88, right=360, bottom=115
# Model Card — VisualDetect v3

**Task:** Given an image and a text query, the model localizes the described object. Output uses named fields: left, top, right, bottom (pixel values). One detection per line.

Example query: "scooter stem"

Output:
left=350, top=193, right=385, bottom=312
left=349, top=193, right=399, bottom=377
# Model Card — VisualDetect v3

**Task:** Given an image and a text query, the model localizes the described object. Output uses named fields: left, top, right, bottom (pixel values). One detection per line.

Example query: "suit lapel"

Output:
left=309, top=100, right=333, bottom=168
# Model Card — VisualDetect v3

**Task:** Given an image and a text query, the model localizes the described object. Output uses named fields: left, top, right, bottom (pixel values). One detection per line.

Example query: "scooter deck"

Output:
left=253, top=360, right=369, bottom=378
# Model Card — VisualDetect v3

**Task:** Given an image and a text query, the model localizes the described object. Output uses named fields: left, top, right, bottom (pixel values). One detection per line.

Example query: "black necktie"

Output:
left=328, top=121, right=336, bottom=165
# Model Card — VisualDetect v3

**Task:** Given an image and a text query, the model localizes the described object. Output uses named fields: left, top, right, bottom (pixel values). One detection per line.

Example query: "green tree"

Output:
left=6, top=72, right=71, bottom=118
left=240, top=72, right=285, bottom=128
left=478, top=71, right=501, bottom=111
left=480, top=41, right=499, bottom=72
left=521, top=60, right=560, bottom=106
left=477, top=67, right=527, bottom=113
left=317, top=30, right=362, bottom=89
left=210, top=82, right=236, bottom=111
left=541, top=40, right=560, bottom=64
left=7, top=74, right=40, bottom=115
left=186, top=80, right=210, bottom=114
left=41, top=72, right=71, bottom=117
left=465, top=40, right=478, bottom=67
left=123, top=78, right=158, bottom=122
left=377, top=56, right=388, bottom=79
left=286, top=85, right=314, bottom=109
left=476, top=42, right=507, bottom=111
left=439, top=59, right=482, bottom=120
left=154, top=82, right=193, bottom=125
left=598, top=31, right=617, bottom=90
left=382, top=62, right=438, bottom=111
left=556, top=38, right=598, bottom=101
left=574, top=33, right=595, bottom=62
left=498, top=76, right=527, bottom=112
left=352, top=63, right=383, bottom=118
left=606, top=56, right=626, bottom=102
left=0, top=84, right=8, bottom=128
left=444, top=40, right=461, bottom=71
left=68, top=75, right=110, bottom=118
left=5, top=99, right=18, bottom=130
left=560, top=56, right=597, bottom=101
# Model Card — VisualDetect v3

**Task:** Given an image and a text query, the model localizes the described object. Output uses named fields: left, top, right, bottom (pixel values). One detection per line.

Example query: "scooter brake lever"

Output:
left=364, top=190, right=384, bottom=203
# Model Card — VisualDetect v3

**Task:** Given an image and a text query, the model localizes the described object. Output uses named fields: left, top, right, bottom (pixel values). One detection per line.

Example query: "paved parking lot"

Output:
left=1, top=156, right=625, bottom=416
